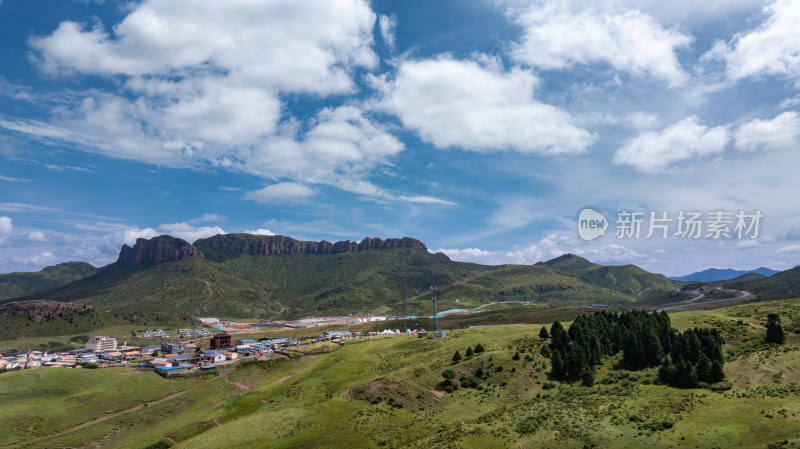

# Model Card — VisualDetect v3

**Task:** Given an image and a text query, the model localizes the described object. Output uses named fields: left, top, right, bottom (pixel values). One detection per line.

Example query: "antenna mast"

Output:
left=430, top=285, right=438, bottom=332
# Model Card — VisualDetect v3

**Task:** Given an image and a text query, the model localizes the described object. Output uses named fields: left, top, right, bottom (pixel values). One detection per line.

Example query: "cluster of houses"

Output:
left=0, top=336, right=161, bottom=369
left=1, top=326, right=416, bottom=375
left=149, top=333, right=303, bottom=377
left=141, top=329, right=170, bottom=338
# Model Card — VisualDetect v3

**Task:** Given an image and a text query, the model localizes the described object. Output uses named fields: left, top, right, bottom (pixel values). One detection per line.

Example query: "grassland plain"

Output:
left=3, top=300, right=800, bottom=448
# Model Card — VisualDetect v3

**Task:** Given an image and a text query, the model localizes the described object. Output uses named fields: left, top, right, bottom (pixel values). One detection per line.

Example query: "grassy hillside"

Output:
left=0, top=300, right=192, bottom=352
left=24, top=244, right=649, bottom=319
left=0, top=262, right=97, bottom=301
left=28, top=258, right=279, bottom=318
left=737, top=266, right=800, bottom=300
left=539, top=254, right=677, bottom=295
left=722, top=272, right=768, bottom=284
left=4, top=300, right=800, bottom=448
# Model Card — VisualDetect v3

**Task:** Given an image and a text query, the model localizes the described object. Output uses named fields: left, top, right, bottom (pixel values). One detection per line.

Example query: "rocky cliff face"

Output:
left=117, top=235, right=205, bottom=263
left=197, top=234, right=426, bottom=256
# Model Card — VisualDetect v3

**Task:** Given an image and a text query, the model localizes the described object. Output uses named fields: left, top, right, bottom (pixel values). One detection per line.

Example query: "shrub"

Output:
left=539, top=326, right=549, bottom=339
left=386, top=397, right=403, bottom=409
left=459, top=374, right=481, bottom=388
left=642, top=419, right=674, bottom=431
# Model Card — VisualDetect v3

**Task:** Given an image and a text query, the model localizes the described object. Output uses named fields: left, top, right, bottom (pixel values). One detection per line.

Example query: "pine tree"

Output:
left=512, top=351, right=520, bottom=361
left=643, top=329, right=664, bottom=368
left=765, top=314, right=786, bottom=344
left=580, top=366, right=595, bottom=387
left=539, top=326, right=549, bottom=339
left=565, top=346, right=587, bottom=379
left=709, top=359, right=725, bottom=383
left=696, top=353, right=713, bottom=383
left=452, top=350, right=462, bottom=363
left=550, top=321, right=569, bottom=351
left=674, top=357, right=698, bottom=388
left=465, top=346, right=474, bottom=357
left=658, top=357, right=676, bottom=384
left=474, top=343, right=485, bottom=354
left=623, top=332, right=645, bottom=370
left=551, top=349, right=566, bottom=379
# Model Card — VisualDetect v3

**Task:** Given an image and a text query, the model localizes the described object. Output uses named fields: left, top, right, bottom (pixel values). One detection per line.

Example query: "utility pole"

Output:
left=192, top=300, right=197, bottom=343
left=430, top=285, right=438, bottom=333
left=403, top=276, right=408, bottom=331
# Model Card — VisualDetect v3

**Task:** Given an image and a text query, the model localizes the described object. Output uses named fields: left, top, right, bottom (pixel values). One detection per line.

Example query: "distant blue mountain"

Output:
left=670, top=267, right=780, bottom=282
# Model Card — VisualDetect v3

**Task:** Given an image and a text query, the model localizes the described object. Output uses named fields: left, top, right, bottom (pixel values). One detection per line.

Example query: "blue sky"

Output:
left=1, top=0, right=799, bottom=276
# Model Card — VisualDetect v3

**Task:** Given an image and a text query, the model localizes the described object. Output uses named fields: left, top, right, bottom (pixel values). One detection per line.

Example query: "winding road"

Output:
left=656, top=288, right=754, bottom=312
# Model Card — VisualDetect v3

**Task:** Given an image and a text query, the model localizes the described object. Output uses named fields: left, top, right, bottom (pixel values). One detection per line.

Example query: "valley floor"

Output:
left=2, top=299, right=800, bottom=448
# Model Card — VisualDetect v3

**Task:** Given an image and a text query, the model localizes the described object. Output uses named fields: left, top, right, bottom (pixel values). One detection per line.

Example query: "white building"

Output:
left=87, top=336, right=118, bottom=352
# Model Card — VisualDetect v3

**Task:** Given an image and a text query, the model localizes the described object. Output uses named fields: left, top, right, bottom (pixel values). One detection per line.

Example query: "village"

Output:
left=0, top=326, right=432, bottom=377
left=0, top=305, right=533, bottom=375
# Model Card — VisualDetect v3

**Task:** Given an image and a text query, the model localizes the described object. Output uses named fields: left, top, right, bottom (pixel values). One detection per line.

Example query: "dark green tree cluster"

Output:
left=546, top=310, right=726, bottom=388
left=765, top=313, right=786, bottom=344
left=548, top=311, right=672, bottom=381
left=658, top=327, right=725, bottom=387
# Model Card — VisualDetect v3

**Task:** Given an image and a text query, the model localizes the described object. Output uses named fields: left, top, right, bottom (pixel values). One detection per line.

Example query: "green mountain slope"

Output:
left=537, top=254, right=677, bottom=295
left=736, top=266, right=800, bottom=300
left=27, top=258, right=277, bottom=318
left=719, top=272, right=768, bottom=284
left=10, top=235, right=678, bottom=319
left=0, top=262, right=97, bottom=301
left=535, top=253, right=600, bottom=273
left=0, top=300, right=189, bottom=343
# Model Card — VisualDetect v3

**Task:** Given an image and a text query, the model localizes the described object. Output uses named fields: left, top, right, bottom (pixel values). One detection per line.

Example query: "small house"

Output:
left=201, top=351, right=226, bottom=364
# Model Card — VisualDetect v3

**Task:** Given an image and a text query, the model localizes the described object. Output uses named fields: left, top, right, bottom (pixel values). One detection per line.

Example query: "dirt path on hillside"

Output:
left=3, top=390, right=190, bottom=448
left=221, top=368, right=251, bottom=392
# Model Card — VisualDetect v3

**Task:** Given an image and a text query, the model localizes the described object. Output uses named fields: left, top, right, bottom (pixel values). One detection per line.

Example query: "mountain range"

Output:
left=2, top=234, right=798, bottom=320
left=670, top=267, right=780, bottom=282
left=0, top=234, right=685, bottom=319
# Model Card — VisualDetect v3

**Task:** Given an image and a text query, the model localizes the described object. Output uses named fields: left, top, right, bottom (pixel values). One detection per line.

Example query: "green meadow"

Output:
left=2, top=299, right=800, bottom=448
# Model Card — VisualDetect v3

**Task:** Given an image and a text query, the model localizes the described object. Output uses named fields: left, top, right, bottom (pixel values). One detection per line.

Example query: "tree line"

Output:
left=543, top=310, right=726, bottom=388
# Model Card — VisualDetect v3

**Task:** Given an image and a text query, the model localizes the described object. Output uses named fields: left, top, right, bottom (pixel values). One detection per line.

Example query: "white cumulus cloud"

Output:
left=371, top=55, right=593, bottom=154
left=434, top=247, right=496, bottom=264
left=0, top=216, right=11, bottom=235
left=735, top=111, right=800, bottom=152
left=12, top=0, right=405, bottom=199
left=27, top=230, right=46, bottom=242
left=156, top=223, right=225, bottom=243
left=244, top=182, right=317, bottom=204
left=614, top=116, right=730, bottom=173
left=379, top=14, right=397, bottom=50
left=123, top=227, right=158, bottom=245
left=702, top=0, right=800, bottom=82
left=245, top=229, right=276, bottom=236
left=508, top=3, right=691, bottom=86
